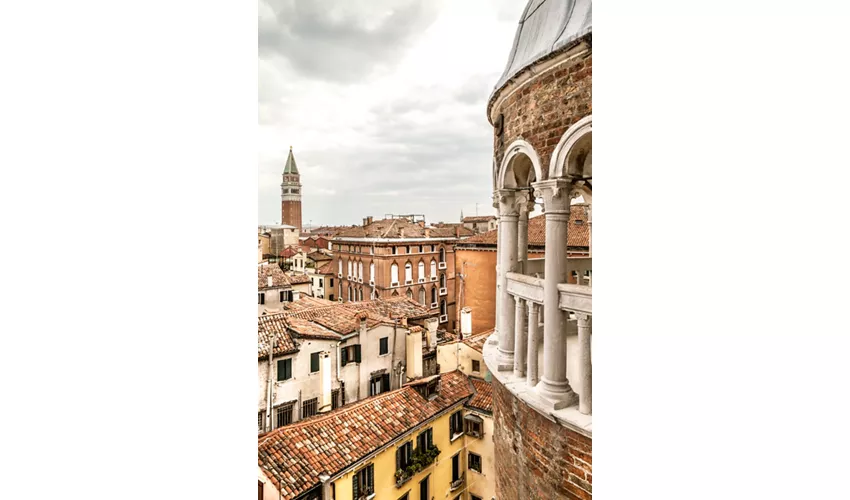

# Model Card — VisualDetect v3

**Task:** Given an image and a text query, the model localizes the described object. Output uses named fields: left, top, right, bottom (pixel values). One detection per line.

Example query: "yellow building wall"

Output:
left=437, top=343, right=491, bottom=380
left=331, top=403, right=468, bottom=500
left=462, top=411, right=496, bottom=500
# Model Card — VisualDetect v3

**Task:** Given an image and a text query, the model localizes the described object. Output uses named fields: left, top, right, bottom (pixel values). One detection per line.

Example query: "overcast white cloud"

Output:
left=258, top=0, right=526, bottom=226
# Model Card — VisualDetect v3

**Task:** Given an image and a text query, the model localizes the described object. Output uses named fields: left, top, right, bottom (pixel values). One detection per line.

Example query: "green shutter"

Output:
left=341, top=347, right=348, bottom=366
left=354, top=345, right=361, bottom=363
left=352, top=473, right=358, bottom=499
left=284, top=359, right=291, bottom=380
left=276, top=360, right=285, bottom=381
left=311, top=352, right=319, bottom=372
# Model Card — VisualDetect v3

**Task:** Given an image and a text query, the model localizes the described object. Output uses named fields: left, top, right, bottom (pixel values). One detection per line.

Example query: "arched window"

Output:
left=369, top=262, right=375, bottom=282
left=359, top=288, right=363, bottom=301
left=338, top=259, right=343, bottom=275
left=430, top=260, right=437, bottom=279
left=440, top=299, right=447, bottom=316
left=391, top=263, right=399, bottom=284
left=406, top=289, right=413, bottom=299
left=418, top=261, right=425, bottom=281
left=430, top=287, right=437, bottom=304
left=440, top=273, right=446, bottom=289
left=348, top=286, right=352, bottom=302
left=418, top=288, right=426, bottom=305
left=348, top=260, right=352, bottom=277
left=404, top=262, right=412, bottom=283
left=358, top=261, right=363, bottom=280
left=439, top=247, right=445, bottom=263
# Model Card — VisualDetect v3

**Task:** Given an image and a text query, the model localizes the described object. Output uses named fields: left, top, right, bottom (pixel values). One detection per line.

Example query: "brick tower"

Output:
left=280, top=146, right=302, bottom=232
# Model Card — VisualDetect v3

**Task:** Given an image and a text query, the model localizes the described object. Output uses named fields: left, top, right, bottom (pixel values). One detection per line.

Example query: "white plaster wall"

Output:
left=338, top=323, right=408, bottom=403
left=436, top=343, right=490, bottom=379
left=258, top=287, right=291, bottom=316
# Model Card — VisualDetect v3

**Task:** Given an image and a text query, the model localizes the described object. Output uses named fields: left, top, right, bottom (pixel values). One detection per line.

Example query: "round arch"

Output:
left=497, top=139, right=544, bottom=189
left=549, top=115, right=592, bottom=180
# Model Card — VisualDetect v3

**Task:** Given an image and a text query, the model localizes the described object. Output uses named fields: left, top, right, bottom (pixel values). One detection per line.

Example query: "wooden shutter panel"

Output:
left=276, top=360, right=284, bottom=381
left=354, top=345, right=361, bottom=363
left=396, top=447, right=401, bottom=471
left=284, top=359, right=291, bottom=380
left=352, top=473, right=359, bottom=499
left=311, top=352, right=319, bottom=372
left=341, top=347, right=348, bottom=366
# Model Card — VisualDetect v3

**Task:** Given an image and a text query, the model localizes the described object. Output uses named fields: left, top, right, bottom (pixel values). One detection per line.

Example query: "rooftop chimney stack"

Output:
left=356, top=311, right=369, bottom=337
left=406, top=327, right=424, bottom=380
left=460, top=307, right=472, bottom=339
left=267, top=276, right=273, bottom=287
left=318, top=351, right=332, bottom=413
left=425, top=228, right=431, bottom=238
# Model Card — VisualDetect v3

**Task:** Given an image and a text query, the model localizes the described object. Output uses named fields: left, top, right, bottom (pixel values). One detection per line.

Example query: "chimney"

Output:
left=455, top=226, right=460, bottom=238
left=356, top=311, right=369, bottom=337
left=267, top=276, right=273, bottom=287
left=418, top=220, right=425, bottom=228
left=425, top=228, right=431, bottom=238
left=406, top=326, right=423, bottom=380
left=318, top=351, right=332, bottom=413
left=293, top=290, right=301, bottom=301
left=460, top=307, right=472, bottom=339
left=400, top=228, right=405, bottom=239
left=424, top=317, right=438, bottom=350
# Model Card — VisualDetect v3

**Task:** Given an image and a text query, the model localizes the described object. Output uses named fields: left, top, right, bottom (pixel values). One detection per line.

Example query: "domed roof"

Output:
left=493, top=0, right=592, bottom=93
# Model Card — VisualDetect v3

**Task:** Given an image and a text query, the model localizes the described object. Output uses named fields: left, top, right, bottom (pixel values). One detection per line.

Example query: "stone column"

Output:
left=576, top=313, right=592, bottom=415
left=492, top=195, right=501, bottom=338
left=516, top=192, right=533, bottom=273
left=513, top=298, right=527, bottom=377
left=526, top=302, right=541, bottom=387
left=496, top=189, right=519, bottom=371
left=532, top=179, right=577, bottom=408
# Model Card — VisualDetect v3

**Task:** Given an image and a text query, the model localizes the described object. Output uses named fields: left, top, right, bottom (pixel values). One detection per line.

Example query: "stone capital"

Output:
left=575, top=312, right=592, bottom=326
left=494, top=189, right=521, bottom=218
left=532, top=179, right=572, bottom=213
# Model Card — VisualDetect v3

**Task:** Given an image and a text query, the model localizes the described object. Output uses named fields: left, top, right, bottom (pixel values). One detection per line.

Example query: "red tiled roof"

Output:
left=257, top=315, right=298, bottom=359
left=458, top=204, right=590, bottom=248
left=316, top=261, right=334, bottom=275
left=335, top=218, right=473, bottom=239
left=259, top=264, right=292, bottom=289
left=466, top=377, right=493, bottom=413
left=287, top=273, right=311, bottom=285
left=257, top=371, right=474, bottom=499
left=462, top=329, right=494, bottom=353
left=462, top=216, right=496, bottom=223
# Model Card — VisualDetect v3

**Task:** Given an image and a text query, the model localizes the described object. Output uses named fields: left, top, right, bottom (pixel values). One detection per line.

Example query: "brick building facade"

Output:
left=483, top=1, right=593, bottom=499
left=331, top=216, right=473, bottom=333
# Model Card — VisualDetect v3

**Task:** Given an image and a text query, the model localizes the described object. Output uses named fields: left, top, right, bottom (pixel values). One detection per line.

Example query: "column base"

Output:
left=536, top=377, right=578, bottom=410
left=497, top=347, right=515, bottom=372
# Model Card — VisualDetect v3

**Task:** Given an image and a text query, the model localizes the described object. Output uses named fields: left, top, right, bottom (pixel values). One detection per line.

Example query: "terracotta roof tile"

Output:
left=458, top=204, right=590, bottom=248
left=334, top=218, right=473, bottom=239
left=462, top=216, right=496, bottom=223
left=466, top=377, right=493, bottom=413
left=316, top=261, right=334, bottom=275
left=258, top=371, right=474, bottom=499
left=259, top=264, right=292, bottom=289
left=286, top=273, right=311, bottom=285
left=462, top=329, right=494, bottom=353
left=257, top=315, right=298, bottom=359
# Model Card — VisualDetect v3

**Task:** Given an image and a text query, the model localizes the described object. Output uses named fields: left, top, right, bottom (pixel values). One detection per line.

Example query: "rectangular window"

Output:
left=330, top=278, right=335, bottom=287
left=280, top=290, right=284, bottom=302
left=332, top=389, right=340, bottom=410
left=450, top=410, right=464, bottom=438
left=310, top=352, right=320, bottom=373
left=452, top=452, right=461, bottom=481
left=416, top=428, right=433, bottom=451
left=275, top=403, right=293, bottom=428
left=396, top=441, right=413, bottom=472
left=352, top=464, right=374, bottom=499
left=471, top=360, right=480, bottom=372
left=464, top=415, right=483, bottom=437
left=329, top=294, right=335, bottom=301
left=419, top=475, right=428, bottom=500
left=369, top=373, right=390, bottom=396
left=379, top=337, right=389, bottom=355
left=392, top=247, right=397, bottom=255
left=302, top=398, right=318, bottom=419
left=258, top=411, right=264, bottom=432
left=258, top=293, right=265, bottom=304
left=468, top=452, right=482, bottom=473
left=341, top=345, right=361, bottom=366
left=276, top=358, right=292, bottom=381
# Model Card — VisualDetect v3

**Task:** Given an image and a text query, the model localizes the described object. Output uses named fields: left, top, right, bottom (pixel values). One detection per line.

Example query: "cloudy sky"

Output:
left=258, top=0, right=527, bottom=227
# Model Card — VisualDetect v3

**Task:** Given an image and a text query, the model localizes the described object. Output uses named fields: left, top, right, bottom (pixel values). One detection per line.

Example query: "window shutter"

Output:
left=277, top=360, right=284, bottom=381
left=284, top=359, right=291, bottom=380
left=311, top=352, right=319, bottom=372
left=354, top=344, right=361, bottom=363
left=396, top=447, right=401, bottom=471
left=341, top=347, right=348, bottom=366
left=352, top=474, right=359, bottom=500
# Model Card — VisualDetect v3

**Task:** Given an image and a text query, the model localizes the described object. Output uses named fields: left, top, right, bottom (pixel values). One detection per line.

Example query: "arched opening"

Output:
left=404, top=262, right=412, bottom=283
left=430, top=259, right=437, bottom=279
left=430, top=286, right=437, bottom=305
left=392, top=290, right=399, bottom=297
left=418, top=260, right=425, bottom=281
left=440, top=299, right=447, bottom=316
left=369, top=262, right=375, bottom=282
left=406, top=289, right=413, bottom=299
left=390, top=263, right=399, bottom=284
left=439, top=247, right=445, bottom=263
left=418, top=288, right=426, bottom=305
left=440, top=273, right=446, bottom=289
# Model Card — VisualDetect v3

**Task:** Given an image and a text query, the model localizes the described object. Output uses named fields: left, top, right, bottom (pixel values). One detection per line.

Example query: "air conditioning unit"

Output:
left=430, top=302, right=438, bottom=309
left=430, top=276, right=437, bottom=281
left=439, top=288, right=447, bottom=296
left=418, top=278, right=425, bottom=283
left=439, top=314, right=448, bottom=323
left=438, top=262, right=447, bottom=270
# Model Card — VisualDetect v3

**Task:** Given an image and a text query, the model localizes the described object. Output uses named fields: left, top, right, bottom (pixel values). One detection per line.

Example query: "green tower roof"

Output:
left=283, top=146, right=299, bottom=175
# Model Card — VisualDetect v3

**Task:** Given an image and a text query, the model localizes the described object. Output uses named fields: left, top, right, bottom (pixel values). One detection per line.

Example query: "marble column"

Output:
left=532, top=179, right=577, bottom=408
left=513, top=298, right=527, bottom=377
left=516, top=192, right=533, bottom=273
left=495, top=189, right=519, bottom=371
left=576, top=313, right=592, bottom=415
left=526, top=302, right=541, bottom=387
left=492, top=195, right=501, bottom=339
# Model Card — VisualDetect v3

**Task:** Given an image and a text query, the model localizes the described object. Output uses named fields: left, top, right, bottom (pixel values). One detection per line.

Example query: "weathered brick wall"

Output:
left=281, top=200, right=302, bottom=232
left=493, top=46, right=592, bottom=176
left=492, top=377, right=592, bottom=500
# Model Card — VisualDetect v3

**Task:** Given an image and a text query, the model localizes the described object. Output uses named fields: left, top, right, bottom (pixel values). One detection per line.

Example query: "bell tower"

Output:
left=280, top=146, right=302, bottom=232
